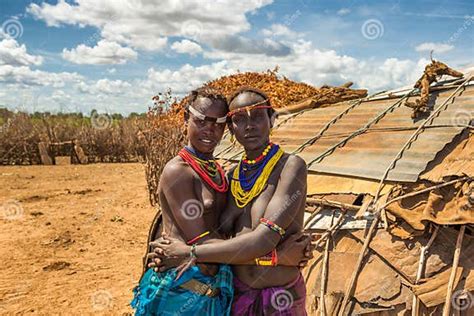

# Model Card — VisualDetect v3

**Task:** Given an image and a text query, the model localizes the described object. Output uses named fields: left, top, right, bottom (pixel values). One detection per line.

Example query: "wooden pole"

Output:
left=319, top=212, right=335, bottom=316
left=314, top=213, right=346, bottom=248
left=306, top=198, right=360, bottom=212
left=320, top=236, right=330, bottom=316
left=412, top=225, right=439, bottom=316
left=304, top=206, right=323, bottom=228
left=442, top=225, right=465, bottom=316
left=338, top=213, right=380, bottom=316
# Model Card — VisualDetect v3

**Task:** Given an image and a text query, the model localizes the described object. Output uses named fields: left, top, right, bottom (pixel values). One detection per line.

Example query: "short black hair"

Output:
left=228, top=86, right=276, bottom=119
left=184, top=87, right=229, bottom=121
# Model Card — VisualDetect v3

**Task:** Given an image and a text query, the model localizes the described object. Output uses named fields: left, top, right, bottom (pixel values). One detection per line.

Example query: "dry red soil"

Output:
left=1, top=163, right=156, bottom=315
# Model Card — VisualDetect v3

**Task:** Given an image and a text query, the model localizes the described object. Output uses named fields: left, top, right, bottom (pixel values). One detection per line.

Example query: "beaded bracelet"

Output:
left=255, top=249, right=277, bottom=266
left=187, top=231, right=210, bottom=245
left=190, top=243, right=197, bottom=259
left=259, top=218, right=286, bottom=237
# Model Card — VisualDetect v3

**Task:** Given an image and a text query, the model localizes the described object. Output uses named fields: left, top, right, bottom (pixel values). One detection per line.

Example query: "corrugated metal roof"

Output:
left=216, top=82, right=474, bottom=183
left=420, top=132, right=474, bottom=182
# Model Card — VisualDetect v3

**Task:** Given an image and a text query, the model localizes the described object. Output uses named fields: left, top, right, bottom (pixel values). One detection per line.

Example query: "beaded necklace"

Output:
left=242, top=143, right=273, bottom=165
left=231, top=143, right=284, bottom=207
left=178, top=147, right=228, bottom=193
left=184, top=146, right=218, bottom=176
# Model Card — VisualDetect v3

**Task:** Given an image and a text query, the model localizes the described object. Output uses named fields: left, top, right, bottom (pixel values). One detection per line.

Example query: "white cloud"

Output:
left=357, top=58, right=427, bottom=91
left=261, top=24, right=299, bottom=38
left=415, top=42, right=454, bottom=54
left=204, top=39, right=427, bottom=92
left=0, top=38, right=82, bottom=88
left=62, top=40, right=137, bottom=65
left=28, top=0, right=274, bottom=52
left=337, top=8, right=351, bottom=16
left=171, top=40, right=203, bottom=56
left=0, top=38, right=43, bottom=66
left=143, top=61, right=235, bottom=95
left=0, top=65, right=82, bottom=87
left=4, top=1, right=448, bottom=114
left=77, top=78, right=131, bottom=95
left=51, top=90, right=71, bottom=103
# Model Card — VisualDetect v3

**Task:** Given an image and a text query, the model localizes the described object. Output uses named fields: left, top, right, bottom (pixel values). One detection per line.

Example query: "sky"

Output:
left=0, top=0, right=473, bottom=115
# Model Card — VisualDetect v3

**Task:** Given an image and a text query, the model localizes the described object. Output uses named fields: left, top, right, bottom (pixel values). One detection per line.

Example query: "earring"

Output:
left=269, top=128, right=273, bottom=137
left=230, top=134, right=235, bottom=144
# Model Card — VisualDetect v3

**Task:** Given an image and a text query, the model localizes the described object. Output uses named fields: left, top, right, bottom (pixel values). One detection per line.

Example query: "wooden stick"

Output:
left=320, top=230, right=331, bottom=316
left=338, top=213, right=380, bottom=316
left=442, top=225, right=465, bottom=316
left=314, top=213, right=346, bottom=248
left=412, top=225, right=440, bottom=316
left=382, top=177, right=469, bottom=209
left=307, top=198, right=360, bottom=212
left=304, top=206, right=323, bottom=228
left=381, top=208, right=389, bottom=230
left=320, top=212, right=336, bottom=316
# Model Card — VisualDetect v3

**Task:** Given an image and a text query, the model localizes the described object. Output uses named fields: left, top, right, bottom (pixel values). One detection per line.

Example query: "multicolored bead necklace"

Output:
left=184, top=146, right=218, bottom=176
left=178, top=146, right=228, bottom=193
left=231, top=143, right=284, bottom=207
left=242, top=143, right=273, bottom=165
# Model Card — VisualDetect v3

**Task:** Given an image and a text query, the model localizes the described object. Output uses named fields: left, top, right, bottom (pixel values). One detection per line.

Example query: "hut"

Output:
left=215, top=70, right=474, bottom=315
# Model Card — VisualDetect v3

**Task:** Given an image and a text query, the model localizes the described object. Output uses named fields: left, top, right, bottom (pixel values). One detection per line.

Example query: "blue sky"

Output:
left=0, top=0, right=472, bottom=114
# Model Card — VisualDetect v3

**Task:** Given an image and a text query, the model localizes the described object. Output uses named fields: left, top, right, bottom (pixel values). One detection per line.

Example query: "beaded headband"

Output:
left=227, top=99, right=272, bottom=118
left=188, top=105, right=228, bottom=124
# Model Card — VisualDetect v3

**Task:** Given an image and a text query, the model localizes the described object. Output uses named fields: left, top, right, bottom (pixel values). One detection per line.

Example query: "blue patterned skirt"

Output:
left=131, top=265, right=233, bottom=316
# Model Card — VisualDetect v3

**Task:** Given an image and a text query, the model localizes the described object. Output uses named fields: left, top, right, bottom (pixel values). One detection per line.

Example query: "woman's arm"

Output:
left=149, top=231, right=314, bottom=270
left=154, top=155, right=308, bottom=264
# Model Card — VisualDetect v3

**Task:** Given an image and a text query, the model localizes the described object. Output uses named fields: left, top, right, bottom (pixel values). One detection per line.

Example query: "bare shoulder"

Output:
left=281, top=153, right=307, bottom=175
left=160, top=156, right=193, bottom=185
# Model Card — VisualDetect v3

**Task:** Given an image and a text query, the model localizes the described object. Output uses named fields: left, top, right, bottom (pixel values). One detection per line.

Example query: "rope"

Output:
left=339, top=78, right=472, bottom=314
left=306, top=88, right=418, bottom=168
left=292, top=91, right=386, bottom=155
left=293, top=124, right=474, bottom=142
left=373, top=75, right=473, bottom=204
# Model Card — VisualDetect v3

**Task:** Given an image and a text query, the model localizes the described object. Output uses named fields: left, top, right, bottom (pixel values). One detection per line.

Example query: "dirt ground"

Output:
left=0, top=163, right=156, bottom=315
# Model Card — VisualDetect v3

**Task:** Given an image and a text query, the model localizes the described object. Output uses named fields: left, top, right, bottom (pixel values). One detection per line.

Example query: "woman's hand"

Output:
left=149, top=234, right=195, bottom=279
left=146, top=252, right=183, bottom=273
left=149, top=234, right=191, bottom=259
left=276, top=232, right=316, bottom=268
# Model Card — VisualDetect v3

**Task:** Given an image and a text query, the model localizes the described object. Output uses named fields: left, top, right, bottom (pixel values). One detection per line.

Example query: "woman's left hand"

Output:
left=149, top=234, right=191, bottom=259
left=147, top=252, right=183, bottom=273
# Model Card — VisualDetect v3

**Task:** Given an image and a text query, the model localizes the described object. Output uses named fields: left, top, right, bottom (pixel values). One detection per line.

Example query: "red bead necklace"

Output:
left=178, top=148, right=228, bottom=193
